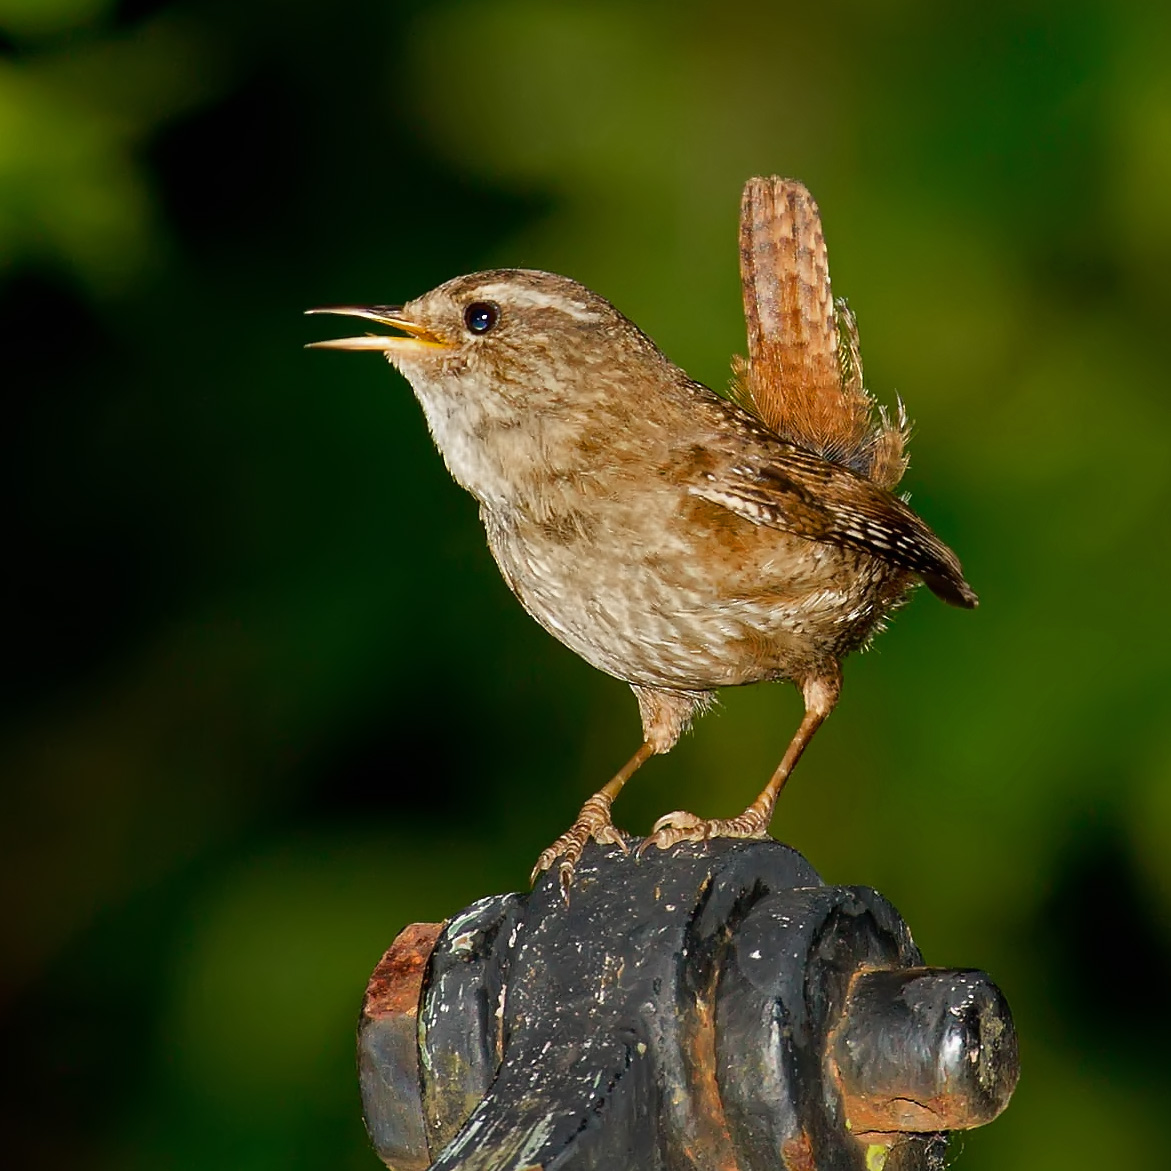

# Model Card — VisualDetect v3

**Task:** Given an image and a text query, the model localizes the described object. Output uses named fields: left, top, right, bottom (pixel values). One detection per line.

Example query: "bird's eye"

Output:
left=464, top=301, right=499, bottom=335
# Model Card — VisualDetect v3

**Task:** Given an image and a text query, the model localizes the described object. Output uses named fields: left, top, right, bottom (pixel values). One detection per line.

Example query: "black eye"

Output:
left=464, top=301, right=499, bottom=334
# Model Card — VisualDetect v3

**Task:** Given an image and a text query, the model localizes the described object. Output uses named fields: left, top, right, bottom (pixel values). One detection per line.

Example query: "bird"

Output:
left=307, top=176, right=977, bottom=891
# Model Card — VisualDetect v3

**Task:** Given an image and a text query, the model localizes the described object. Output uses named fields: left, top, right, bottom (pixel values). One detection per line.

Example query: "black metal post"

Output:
left=358, top=839, right=1018, bottom=1171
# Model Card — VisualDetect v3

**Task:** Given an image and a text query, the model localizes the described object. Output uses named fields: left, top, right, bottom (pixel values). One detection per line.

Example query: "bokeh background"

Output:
left=3, top=1, right=1170, bottom=1167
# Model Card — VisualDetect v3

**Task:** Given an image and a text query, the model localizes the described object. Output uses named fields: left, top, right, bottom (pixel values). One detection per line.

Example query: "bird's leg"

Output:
left=531, top=741, right=655, bottom=895
left=642, top=670, right=841, bottom=851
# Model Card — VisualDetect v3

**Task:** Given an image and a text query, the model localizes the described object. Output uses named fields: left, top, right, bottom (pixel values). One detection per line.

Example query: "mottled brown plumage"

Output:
left=307, top=177, right=976, bottom=890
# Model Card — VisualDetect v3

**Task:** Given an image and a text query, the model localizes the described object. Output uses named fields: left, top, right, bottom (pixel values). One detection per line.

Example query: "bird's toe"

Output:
left=530, top=805, right=631, bottom=893
left=638, top=810, right=710, bottom=854
left=640, top=809, right=773, bottom=855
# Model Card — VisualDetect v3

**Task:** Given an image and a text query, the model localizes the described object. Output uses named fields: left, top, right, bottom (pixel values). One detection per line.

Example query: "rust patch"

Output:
left=678, top=991, right=740, bottom=1171
left=363, top=921, right=445, bottom=1020
left=781, top=1128, right=817, bottom=1171
left=844, top=1092, right=963, bottom=1133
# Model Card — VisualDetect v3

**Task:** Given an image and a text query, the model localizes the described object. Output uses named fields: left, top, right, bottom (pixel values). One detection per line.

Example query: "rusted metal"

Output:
left=780, top=1130, right=818, bottom=1171
left=365, top=922, right=446, bottom=1018
left=828, top=967, right=1019, bottom=1136
left=359, top=921, right=446, bottom=1171
left=676, top=988, right=741, bottom=1171
left=358, top=840, right=1018, bottom=1171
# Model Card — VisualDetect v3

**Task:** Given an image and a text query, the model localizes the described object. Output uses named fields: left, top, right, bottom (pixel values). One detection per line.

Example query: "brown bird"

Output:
left=308, top=177, right=976, bottom=890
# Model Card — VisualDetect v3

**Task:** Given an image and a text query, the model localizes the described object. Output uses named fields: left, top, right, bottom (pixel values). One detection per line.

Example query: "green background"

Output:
left=3, top=1, right=1169, bottom=1168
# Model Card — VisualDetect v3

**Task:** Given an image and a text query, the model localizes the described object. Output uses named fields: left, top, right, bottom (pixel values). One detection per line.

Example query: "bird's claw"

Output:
left=531, top=808, right=629, bottom=899
left=638, top=809, right=771, bottom=855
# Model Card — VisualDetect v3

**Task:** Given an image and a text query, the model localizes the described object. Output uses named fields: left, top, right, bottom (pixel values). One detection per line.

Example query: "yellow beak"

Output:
left=304, top=306, right=450, bottom=352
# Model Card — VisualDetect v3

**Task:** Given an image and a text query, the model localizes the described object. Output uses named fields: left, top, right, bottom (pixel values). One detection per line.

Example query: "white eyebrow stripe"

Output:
left=473, top=284, right=602, bottom=321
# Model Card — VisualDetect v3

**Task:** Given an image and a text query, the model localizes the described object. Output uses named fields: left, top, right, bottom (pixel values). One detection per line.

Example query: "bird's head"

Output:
left=308, top=268, right=664, bottom=409
left=308, top=268, right=672, bottom=504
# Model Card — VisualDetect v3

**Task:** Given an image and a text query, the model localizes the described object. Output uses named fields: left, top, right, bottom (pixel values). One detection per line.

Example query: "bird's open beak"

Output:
left=304, top=306, right=450, bottom=352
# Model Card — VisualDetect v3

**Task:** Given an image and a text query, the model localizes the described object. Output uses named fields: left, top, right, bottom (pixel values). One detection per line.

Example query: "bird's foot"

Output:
left=639, top=807, right=771, bottom=854
left=531, top=791, right=629, bottom=899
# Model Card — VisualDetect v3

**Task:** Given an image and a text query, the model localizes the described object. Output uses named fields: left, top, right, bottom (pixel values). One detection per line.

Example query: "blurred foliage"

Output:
left=2, top=1, right=1170, bottom=1168
left=0, top=2, right=229, bottom=289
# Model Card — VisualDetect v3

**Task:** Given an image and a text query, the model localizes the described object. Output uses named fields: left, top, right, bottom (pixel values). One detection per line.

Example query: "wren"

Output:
left=308, top=177, right=976, bottom=890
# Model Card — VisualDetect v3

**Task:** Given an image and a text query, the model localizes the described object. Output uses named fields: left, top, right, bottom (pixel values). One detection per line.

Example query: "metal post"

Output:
left=359, top=839, right=1018, bottom=1171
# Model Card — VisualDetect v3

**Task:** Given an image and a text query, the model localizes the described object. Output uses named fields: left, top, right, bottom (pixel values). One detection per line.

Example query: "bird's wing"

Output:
left=691, top=442, right=977, bottom=609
